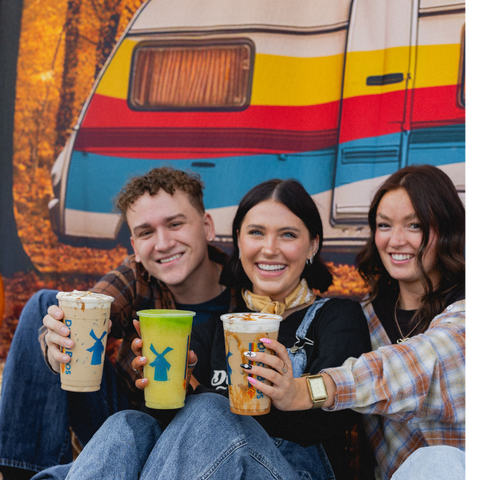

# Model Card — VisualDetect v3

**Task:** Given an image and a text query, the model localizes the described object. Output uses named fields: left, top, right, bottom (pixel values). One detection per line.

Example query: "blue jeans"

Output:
left=0, top=289, right=130, bottom=477
left=60, top=394, right=334, bottom=480
left=391, top=445, right=465, bottom=480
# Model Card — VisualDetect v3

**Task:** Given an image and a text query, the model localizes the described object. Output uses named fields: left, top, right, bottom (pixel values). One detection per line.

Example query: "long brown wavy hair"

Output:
left=356, top=165, right=465, bottom=332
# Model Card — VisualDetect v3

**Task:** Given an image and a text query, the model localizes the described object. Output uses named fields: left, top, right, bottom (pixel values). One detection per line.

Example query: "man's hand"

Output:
left=43, top=305, right=73, bottom=373
left=43, top=305, right=113, bottom=374
left=131, top=320, right=147, bottom=389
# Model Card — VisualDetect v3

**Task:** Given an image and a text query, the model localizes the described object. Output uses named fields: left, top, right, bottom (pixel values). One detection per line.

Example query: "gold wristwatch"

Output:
left=305, top=374, right=328, bottom=409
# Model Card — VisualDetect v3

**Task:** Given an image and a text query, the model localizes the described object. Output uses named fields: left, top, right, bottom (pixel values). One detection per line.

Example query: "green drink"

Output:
left=137, top=309, right=195, bottom=409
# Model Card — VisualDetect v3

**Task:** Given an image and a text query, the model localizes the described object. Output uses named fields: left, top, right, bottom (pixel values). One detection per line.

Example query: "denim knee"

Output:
left=392, top=445, right=465, bottom=480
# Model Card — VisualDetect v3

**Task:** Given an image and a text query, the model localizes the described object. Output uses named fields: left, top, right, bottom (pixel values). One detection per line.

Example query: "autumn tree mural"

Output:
left=0, top=0, right=150, bottom=357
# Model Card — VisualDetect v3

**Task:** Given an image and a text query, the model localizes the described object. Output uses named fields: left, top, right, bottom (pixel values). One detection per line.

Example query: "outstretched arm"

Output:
left=323, top=308, right=465, bottom=423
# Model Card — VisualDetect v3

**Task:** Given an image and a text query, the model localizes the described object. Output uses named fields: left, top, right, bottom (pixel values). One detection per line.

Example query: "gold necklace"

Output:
left=394, top=297, right=422, bottom=344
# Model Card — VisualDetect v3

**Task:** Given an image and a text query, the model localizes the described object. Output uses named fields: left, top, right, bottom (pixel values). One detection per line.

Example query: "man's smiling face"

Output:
left=127, top=189, right=214, bottom=290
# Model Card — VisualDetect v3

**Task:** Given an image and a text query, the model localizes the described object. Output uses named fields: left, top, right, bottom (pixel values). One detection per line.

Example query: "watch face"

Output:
left=310, top=377, right=327, bottom=399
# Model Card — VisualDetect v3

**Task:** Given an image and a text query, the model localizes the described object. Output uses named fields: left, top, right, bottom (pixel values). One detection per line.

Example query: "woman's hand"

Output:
left=131, top=320, right=199, bottom=391
left=241, top=338, right=313, bottom=411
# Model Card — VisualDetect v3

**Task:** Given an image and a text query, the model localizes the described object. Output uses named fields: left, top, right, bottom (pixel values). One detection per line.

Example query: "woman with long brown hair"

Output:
left=251, top=164, right=465, bottom=479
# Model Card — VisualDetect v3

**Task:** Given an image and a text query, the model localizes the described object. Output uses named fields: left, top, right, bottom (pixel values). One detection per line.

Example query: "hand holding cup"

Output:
left=132, top=319, right=198, bottom=391
left=55, top=291, right=114, bottom=392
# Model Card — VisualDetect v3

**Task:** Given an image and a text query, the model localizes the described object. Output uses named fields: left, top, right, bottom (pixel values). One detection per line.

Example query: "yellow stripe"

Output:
left=96, top=39, right=138, bottom=99
left=342, top=46, right=411, bottom=99
left=95, top=41, right=461, bottom=104
left=250, top=53, right=344, bottom=106
left=343, top=44, right=461, bottom=98
left=414, top=44, right=462, bottom=89
left=96, top=43, right=345, bottom=105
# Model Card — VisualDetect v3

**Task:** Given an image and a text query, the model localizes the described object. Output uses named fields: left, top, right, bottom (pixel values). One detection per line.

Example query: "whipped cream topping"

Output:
left=221, top=312, right=282, bottom=332
left=56, top=290, right=114, bottom=308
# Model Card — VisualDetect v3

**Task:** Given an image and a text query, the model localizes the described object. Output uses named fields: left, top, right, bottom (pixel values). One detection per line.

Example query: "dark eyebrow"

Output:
left=165, top=214, right=187, bottom=223
left=132, top=223, right=152, bottom=236
left=245, top=224, right=301, bottom=232
left=376, top=212, right=418, bottom=221
left=132, top=214, right=188, bottom=236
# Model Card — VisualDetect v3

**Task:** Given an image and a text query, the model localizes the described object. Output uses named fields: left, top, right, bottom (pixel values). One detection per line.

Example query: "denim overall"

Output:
left=287, top=298, right=329, bottom=378
left=272, top=298, right=335, bottom=480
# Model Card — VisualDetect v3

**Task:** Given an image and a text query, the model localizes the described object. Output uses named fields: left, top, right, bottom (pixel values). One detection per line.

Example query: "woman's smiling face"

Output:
left=375, top=188, right=440, bottom=293
left=237, top=199, right=318, bottom=302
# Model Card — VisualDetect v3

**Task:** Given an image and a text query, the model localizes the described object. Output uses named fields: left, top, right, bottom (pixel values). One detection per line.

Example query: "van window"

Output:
left=461, top=25, right=480, bottom=107
left=129, top=41, right=254, bottom=111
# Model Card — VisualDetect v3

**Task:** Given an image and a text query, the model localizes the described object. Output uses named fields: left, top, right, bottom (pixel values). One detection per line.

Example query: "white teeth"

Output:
left=159, top=254, right=181, bottom=264
left=391, top=254, right=414, bottom=261
left=257, top=264, right=285, bottom=271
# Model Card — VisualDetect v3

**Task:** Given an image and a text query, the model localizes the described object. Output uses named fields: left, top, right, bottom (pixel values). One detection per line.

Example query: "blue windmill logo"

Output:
left=226, top=351, right=233, bottom=385
left=149, top=344, right=174, bottom=381
left=86, top=329, right=107, bottom=365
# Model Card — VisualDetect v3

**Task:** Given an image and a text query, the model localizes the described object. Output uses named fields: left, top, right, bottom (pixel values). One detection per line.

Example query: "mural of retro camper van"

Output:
left=48, top=0, right=465, bottom=253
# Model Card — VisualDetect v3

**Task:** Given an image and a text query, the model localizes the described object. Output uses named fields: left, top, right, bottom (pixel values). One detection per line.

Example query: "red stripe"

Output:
left=339, top=90, right=405, bottom=144
left=78, top=85, right=464, bottom=157
left=74, top=127, right=338, bottom=158
left=339, top=85, right=464, bottom=144
left=411, top=84, right=465, bottom=128
left=81, top=94, right=340, bottom=131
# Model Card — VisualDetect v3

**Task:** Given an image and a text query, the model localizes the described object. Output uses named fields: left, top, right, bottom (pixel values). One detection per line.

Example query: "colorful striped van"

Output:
left=48, top=0, right=465, bottom=253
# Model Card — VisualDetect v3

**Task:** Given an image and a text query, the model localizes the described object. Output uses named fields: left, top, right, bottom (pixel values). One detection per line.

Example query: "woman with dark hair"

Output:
left=223, top=178, right=333, bottom=296
left=54, top=178, right=371, bottom=480
left=248, top=165, right=465, bottom=479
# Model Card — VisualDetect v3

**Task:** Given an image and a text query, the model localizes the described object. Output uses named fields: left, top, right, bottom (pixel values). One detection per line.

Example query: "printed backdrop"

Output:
left=0, top=0, right=465, bottom=359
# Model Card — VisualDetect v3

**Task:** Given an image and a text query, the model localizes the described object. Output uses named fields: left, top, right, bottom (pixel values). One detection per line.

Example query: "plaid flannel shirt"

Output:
left=39, top=245, right=229, bottom=407
left=322, top=299, right=465, bottom=480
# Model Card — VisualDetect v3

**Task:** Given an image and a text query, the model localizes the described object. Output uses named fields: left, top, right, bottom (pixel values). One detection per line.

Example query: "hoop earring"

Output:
left=306, top=256, right=313, bottom=265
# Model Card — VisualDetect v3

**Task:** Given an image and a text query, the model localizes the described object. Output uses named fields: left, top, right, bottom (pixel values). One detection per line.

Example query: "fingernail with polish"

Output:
left=140, top=356, right=146, bottom=362
left=240, top=363, right=252, bottom=370
left=260, top=338, right=272, bottom=344
left=244, top=351, right=256, bottom=358
left=247, top=376, right=257, bottom=384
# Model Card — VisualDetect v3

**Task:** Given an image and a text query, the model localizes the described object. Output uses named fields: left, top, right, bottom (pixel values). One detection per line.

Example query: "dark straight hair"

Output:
left=356, top=164, right=465, bottom=332
left=222, top=179, right=333, bottom=295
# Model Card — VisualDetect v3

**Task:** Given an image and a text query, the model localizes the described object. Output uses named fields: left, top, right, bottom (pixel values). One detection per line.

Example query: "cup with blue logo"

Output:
left=137, top=309, right=196, bottom=409
left=56, top=291, right=114, bottom=392
left=221, top=313, right=282, bottom=415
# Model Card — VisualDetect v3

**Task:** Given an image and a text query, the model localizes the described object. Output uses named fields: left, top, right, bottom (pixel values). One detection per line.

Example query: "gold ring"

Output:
left=279, top=363, right=288, bottom=375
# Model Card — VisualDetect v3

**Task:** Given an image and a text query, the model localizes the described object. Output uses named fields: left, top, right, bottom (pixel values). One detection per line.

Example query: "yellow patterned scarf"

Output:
left=242, top=278, right=314, bottom=316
